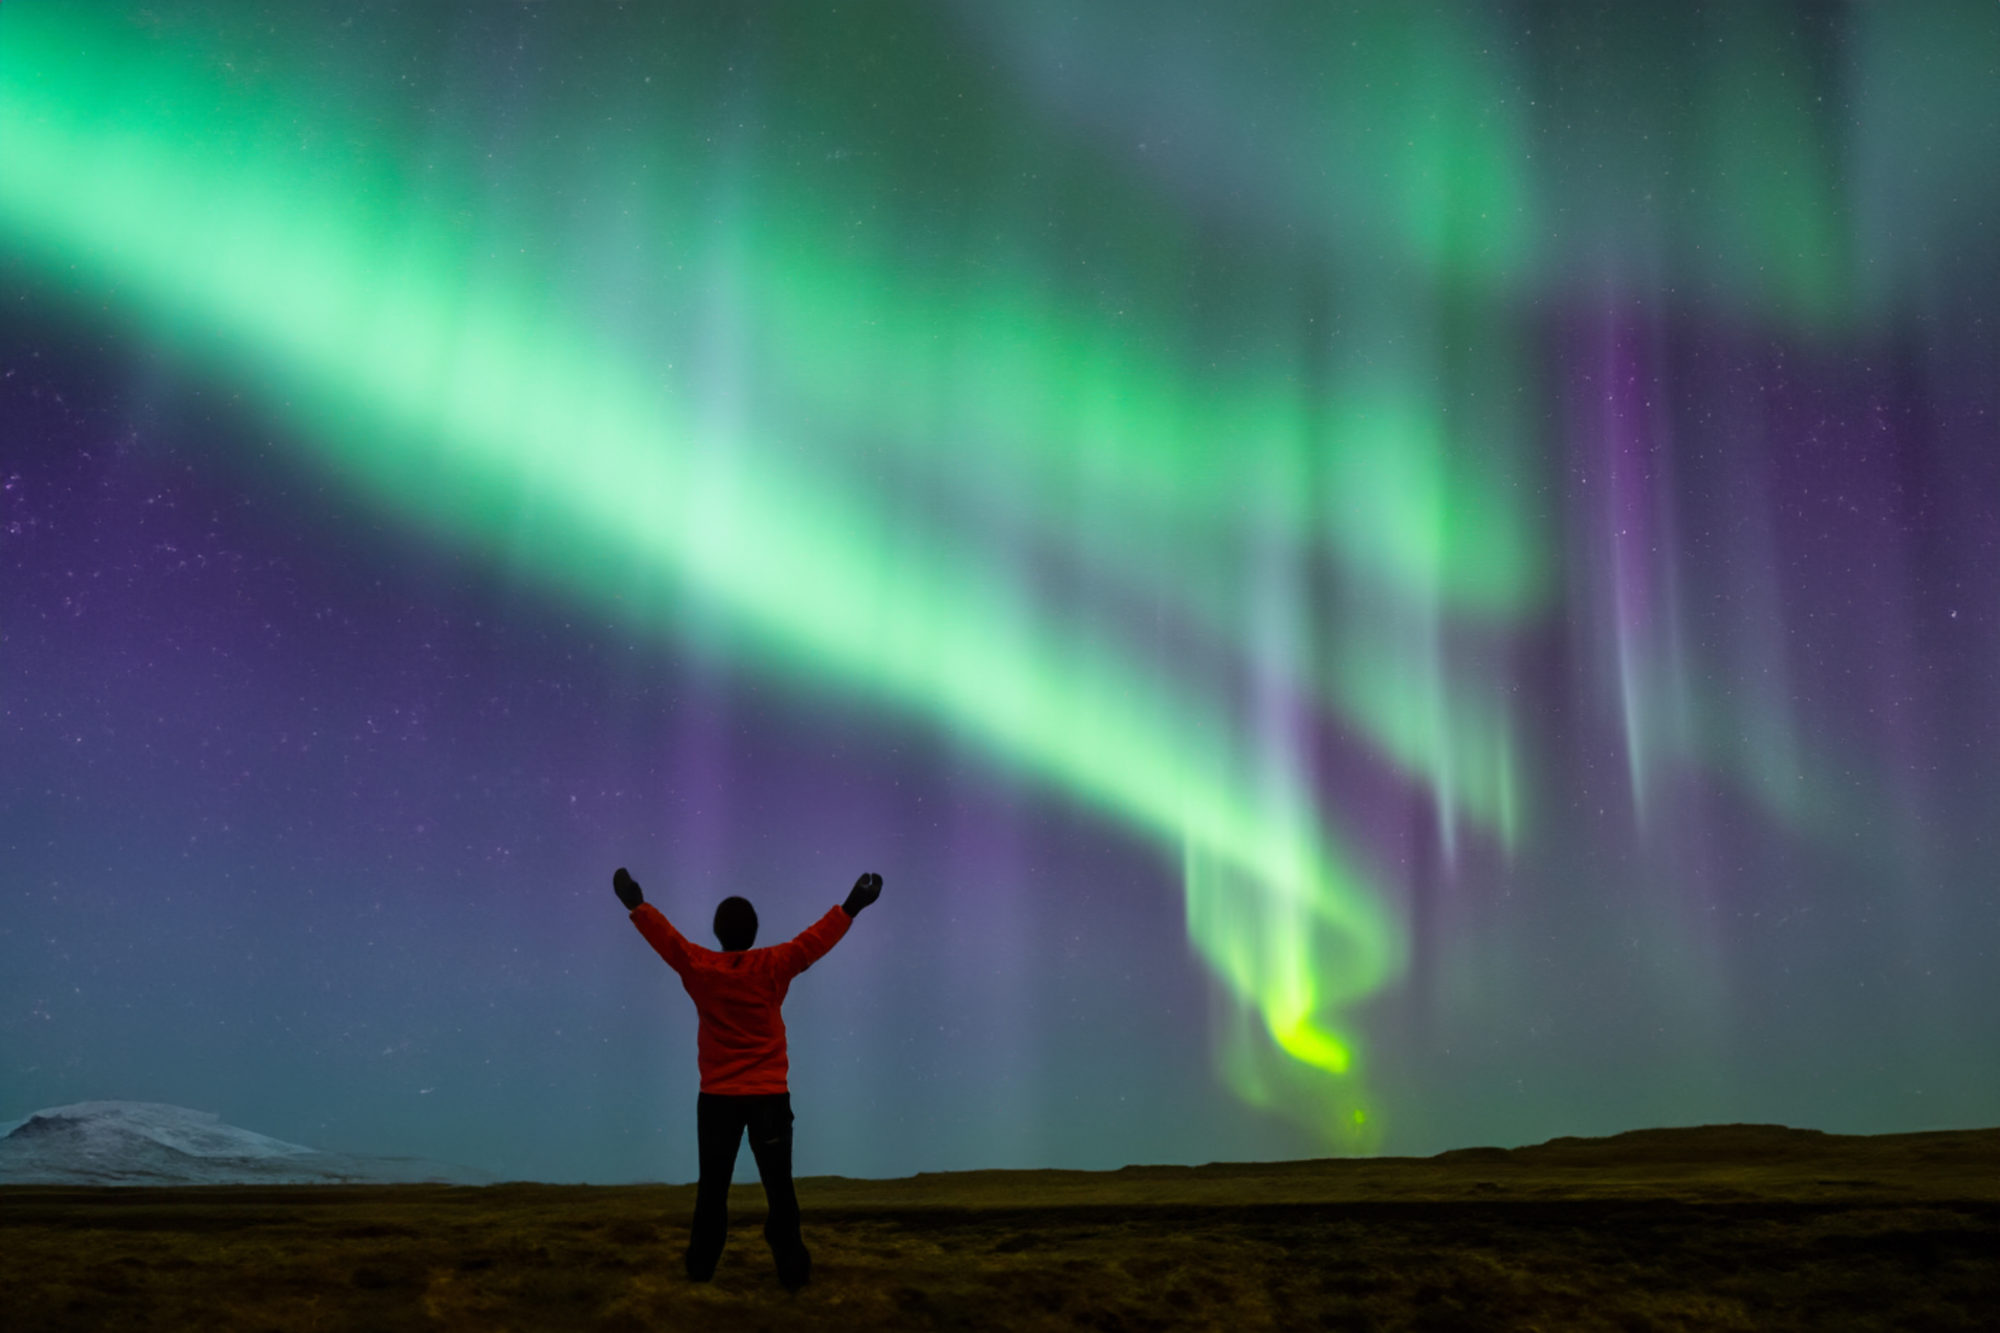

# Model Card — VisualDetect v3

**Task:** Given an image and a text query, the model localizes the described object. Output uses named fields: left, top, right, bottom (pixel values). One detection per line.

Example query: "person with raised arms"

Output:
left=613, top=864, right=883, bottom=1290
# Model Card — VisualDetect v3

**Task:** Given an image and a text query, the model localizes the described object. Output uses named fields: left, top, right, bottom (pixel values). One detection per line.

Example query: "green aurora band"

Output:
left=9, top=2, right=1978, bottom=1146
left=0, top=5, right=1444, bottom=1142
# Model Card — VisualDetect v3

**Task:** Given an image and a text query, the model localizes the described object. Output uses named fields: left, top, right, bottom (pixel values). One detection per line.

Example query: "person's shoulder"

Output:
left=741, top=944, right=794, bottom=973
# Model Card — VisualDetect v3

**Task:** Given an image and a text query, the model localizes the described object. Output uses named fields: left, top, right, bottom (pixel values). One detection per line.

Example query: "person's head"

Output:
left=713, top=896, right=758, bottom=952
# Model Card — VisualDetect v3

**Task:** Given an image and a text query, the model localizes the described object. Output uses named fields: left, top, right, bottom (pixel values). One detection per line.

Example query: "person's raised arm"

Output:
left=773, top=872, right=880, bottom=980
left=616, top=867, right=693, bottom=974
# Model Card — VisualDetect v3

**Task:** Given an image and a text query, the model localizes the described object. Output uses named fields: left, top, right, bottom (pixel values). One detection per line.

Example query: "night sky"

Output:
left=3, top=2, right=1997, bottom=1184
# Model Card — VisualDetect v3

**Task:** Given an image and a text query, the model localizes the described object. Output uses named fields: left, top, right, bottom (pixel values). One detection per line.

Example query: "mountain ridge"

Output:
left=0, top=1100, right=493, bottom=1186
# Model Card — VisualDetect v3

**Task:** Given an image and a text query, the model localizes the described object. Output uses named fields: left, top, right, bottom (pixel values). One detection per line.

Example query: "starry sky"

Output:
left=3, top=2, right=1997, bottom=1184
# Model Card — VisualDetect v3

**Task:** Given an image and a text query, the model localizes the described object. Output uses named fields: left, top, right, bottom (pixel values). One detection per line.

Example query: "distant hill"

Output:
left=1430, top=1122, right=2000, bottom=1168
left=0, top=1101, right=493, bottom=1186
left=780, top=1122, right=2000, bottom=1211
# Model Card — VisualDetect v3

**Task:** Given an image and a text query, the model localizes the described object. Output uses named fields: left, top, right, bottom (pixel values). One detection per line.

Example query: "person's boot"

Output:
left=775, top=1241, right=811, bottom=1292
left=686, top=1244, right=719, bottom=1283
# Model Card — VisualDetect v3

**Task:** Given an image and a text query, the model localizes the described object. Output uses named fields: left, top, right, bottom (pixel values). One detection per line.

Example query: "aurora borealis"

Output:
left=3, top=3, right=1997, bottom=1183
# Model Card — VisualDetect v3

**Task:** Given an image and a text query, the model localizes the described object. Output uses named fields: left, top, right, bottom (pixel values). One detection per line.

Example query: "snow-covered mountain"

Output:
left=0, top=1101, right=494, bottom=1185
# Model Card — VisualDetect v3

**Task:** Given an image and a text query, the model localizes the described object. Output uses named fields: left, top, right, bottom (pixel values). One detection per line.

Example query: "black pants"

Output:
left=688, top=1091, right=809, bottom=1286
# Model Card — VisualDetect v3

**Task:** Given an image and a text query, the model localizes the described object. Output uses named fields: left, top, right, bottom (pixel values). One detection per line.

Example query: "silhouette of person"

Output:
left=614, top=865, right=882, bottom=1290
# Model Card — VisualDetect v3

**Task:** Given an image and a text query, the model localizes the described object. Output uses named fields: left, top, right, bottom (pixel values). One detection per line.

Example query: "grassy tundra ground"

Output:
left=3, top=1124, right=1995, bottom=1331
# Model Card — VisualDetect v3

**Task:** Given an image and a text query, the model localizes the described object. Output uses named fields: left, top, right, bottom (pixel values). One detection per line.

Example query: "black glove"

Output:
left=613, top=867, right=644, bottom=911
left=842, top=871, right=882, bottom=918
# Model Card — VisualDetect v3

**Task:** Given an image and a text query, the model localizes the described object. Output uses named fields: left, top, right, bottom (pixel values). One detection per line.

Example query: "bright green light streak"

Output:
left=741, top=209, right=1546, bottom=620
left=733, top=194, right=1540, bottom=852
left=0, top=8, right=1404, bottom=1141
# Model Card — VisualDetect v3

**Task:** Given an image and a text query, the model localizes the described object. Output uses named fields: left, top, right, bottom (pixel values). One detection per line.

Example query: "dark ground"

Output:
left=3, top=1124, right=1995, bottom=1331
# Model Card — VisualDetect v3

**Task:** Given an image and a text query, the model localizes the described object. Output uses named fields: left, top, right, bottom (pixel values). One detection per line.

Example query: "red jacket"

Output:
left=629, top=902, right=851, bottom=1095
